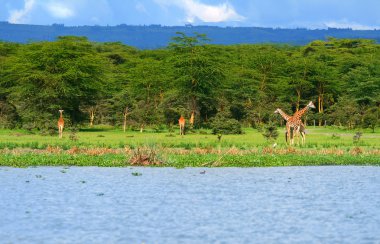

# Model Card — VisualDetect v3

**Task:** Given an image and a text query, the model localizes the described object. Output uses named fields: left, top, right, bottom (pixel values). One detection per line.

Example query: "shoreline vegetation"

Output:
left=1, top=127, right=379, bottom=167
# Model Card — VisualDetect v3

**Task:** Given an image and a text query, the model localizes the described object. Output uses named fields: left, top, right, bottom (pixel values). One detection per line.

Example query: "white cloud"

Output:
left=46, top=1, right=75, bottom=19
left=323, top=20, right=380, bottom=30
left=8, top=0, right=36, bottom=24
left=136, top=2, right=148, bottom=14
left=155, top=0, right=244, bottom=23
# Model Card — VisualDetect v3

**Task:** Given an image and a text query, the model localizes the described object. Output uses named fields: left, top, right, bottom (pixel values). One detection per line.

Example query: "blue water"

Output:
left=0, top=166, right=379, bottom=243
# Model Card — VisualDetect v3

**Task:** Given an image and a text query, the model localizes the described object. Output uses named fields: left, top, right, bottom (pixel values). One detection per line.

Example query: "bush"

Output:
left=353, top=132, right=362, bottom=144
left=331, top=133, right=341, bottom=139
left=152, top=124, right=165, bottom=133
left=69, top=127, right=79, bottom=141
left=211, top=114, right=242, bottom=135
left=261, top=122, right=279, bottom=142
left=362, top=107, right=379, bottom=133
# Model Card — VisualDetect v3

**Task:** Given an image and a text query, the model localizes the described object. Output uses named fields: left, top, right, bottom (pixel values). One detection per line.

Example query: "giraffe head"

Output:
left=307, top=101, right=316, bottom=109
left=274, top=108, right=280, bottom=114
left=59, top=110, right=64, bottom=114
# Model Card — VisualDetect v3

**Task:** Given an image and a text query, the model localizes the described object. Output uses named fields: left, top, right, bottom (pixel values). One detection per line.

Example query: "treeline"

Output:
left=0, top=34, right=379, bottom=132
left=2, top=22, right=380, bottom=49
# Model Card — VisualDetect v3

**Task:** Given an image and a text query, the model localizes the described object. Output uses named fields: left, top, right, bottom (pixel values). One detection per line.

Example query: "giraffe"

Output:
left=178, top=115, right=185, bottom=135
left=274, top=108, right=299, bottom=145
left=58, top=110, right=64, bottom=139
left=274, top=108, right=306, bottom=144
left=286, top=101, right=316, bottom=144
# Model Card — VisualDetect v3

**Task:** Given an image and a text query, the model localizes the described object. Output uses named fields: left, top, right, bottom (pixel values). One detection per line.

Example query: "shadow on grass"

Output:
left=79, top=127, right=113, bottom=132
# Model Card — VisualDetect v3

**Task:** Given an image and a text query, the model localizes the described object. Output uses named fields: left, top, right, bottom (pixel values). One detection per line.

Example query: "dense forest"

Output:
left=2, top=22, right=380, bottom=49
left=0, top=33, right=379, bottom=132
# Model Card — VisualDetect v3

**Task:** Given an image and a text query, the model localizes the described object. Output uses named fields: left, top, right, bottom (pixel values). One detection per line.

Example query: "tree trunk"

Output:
left=296, top=89, right=301, bottom=111
left=123, top=115, right=127, bottom=133
left=123, top=107, right=129, bottom=133
left=318, top=95, right=321, bottom=126
left=318, top=92, right=324, bottom=126
left=89, top=110, right=95, bottom=127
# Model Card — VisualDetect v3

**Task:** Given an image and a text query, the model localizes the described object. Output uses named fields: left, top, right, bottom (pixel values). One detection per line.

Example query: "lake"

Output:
left=0, top=166, right=379, bottom=243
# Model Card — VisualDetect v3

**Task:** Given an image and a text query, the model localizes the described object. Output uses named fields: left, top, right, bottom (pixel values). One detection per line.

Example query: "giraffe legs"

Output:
left=302, top=132, right=306, bottom=144
left=179, top=124, right=185, bottom=135
left=300, top=131, right=305, bottom=145
left=288, top=126, right=300, bottom=145
left=300, top=125, right=306, bottom=145
left=58, top=125, right=63, bottom=138
left=286, top=126, right=306, bottom=145
left=294, top=126, right=300, bottom=145
left=292, top=127, right=298, bottom=145
left=286, top=125, right=292, bottom=145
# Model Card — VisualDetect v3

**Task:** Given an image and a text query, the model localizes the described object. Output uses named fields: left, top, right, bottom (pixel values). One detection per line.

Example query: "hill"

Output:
left=1, top=22, right=380, bottom=49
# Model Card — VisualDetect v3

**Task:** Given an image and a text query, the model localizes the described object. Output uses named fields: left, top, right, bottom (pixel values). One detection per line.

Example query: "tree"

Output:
left=169, top=32, right=223, bottom=122
left=261, top=122, right=279, bottom=142
left=249, top=45, right=289, bottom=124
left=362, top=107, right=380, bottom=132
left=3, top=37, right=106, bottom=129
left=328, top=96, right=361, bottom=129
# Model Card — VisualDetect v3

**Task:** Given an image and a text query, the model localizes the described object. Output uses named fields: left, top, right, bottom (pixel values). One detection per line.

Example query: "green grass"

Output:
left=0, top=152, right=378, bottom=168
left=0, top=127, right=379, bottom=149
left=0, top=126, right=379, bottom=167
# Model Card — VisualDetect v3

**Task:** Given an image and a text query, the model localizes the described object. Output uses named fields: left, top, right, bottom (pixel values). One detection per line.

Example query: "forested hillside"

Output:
left=0, top=33, right=379, bottom=132
left=1, top=22, right=380, bottom=49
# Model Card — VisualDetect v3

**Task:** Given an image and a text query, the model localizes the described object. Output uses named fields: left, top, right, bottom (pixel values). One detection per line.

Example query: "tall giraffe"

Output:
left=178, top=115, right=185, bottom=135
left=274, top=108, right=306, bottom=144
left=286, top=101, right=316, bottom=144
left=58, top=110, right=64, bottom=139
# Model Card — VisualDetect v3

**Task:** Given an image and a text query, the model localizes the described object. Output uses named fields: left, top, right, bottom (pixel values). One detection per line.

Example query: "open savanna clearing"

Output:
left=0, top=127, right=379, bottom=167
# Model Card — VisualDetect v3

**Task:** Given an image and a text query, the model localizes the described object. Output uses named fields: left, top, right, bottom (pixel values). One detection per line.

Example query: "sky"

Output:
left=1, top=0, right=379, bottom=29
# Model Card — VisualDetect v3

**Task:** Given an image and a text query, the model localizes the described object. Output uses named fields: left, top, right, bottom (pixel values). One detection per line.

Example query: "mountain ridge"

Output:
left=1, top=22, right=380, bottom=49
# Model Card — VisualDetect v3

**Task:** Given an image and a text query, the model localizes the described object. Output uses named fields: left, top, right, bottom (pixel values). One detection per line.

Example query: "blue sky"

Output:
left=1, top=0, right=379, bottom=29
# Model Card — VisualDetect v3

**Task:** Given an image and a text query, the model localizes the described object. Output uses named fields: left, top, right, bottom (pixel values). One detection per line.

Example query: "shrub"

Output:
left=261, top=122, right=279, bottom=142
left=152, top=124, right=165, bottom=133
left=331, top=133, right=341, bottom=139
left=69, top=127, right=79, bottom=141
left=362, top=107, right=379, bottom=133
left=210, top=114, right=242, bottom=135
left=353, top=132, right=362, bottom=144
left=129, top=146, right=162, bottom=166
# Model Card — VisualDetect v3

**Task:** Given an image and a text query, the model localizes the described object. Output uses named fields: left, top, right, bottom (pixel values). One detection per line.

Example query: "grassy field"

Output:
left=0, top=126, right=379, bottom=167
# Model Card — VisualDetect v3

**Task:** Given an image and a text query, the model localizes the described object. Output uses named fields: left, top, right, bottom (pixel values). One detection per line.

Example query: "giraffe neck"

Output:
left=277, top=109, right=292, bottom=121
left=293, top=106, right=309, bottom=120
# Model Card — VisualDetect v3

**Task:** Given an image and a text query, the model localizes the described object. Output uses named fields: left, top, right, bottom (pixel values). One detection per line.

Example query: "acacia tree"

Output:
left=0, top=42, right=20, bottom=128
left=3, top=36, right=106, bottom=129
left=362, top=107, right=380, bottom=132
left=328, top=96, right=361, bottom=129
left=169, top=32, right=224, bottom=122
left=287, top=55, right=314, bottom=112
left=249, top=45, right=288, bottom=124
